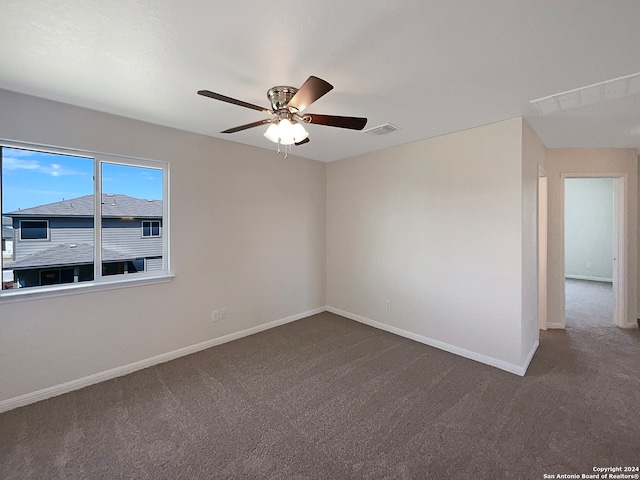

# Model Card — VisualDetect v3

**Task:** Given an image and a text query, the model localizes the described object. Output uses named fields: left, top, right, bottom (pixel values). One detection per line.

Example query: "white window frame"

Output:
left=19, top=219, right=50, bottom=241
left=141, top=220, right=161, bottom=238
left=0, top=140, right=172, bottom=302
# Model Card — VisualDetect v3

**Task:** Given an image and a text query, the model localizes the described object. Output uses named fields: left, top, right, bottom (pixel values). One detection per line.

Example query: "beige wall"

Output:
left=0, top=89, right=327, bottom=403
left=327, top=117, right=537, bottom=373
left=545, top=148, right=638, bottom=328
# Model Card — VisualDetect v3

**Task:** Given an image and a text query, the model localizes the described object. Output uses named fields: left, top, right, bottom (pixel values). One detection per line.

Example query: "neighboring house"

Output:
left=2, top=216, right=14, bottom=289
left=4, top=194, right=163, bottom=288
left=1, top=215, right=13, bottom=260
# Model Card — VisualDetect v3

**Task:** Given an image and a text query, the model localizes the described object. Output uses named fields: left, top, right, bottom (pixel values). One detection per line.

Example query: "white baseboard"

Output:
left=522, top=339, right=539, bottom=373
left=546, top=322, right=564, bottom=329
left=326, top=307, right=532, bottom=376
left=565, top=274, right=613, bottom=283
left=0, top=307, right=326, bottom=413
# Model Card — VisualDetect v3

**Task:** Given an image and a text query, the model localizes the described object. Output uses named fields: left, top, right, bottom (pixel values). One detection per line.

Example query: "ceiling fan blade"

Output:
left=303, top=114, right=368, bottom=130
left=295, top=137, right=310, bottom=146
left=287, top=76, right=333, bottom=112
left=198, top=90, right=270, bottom=113
left=221, top=119, right=272, bottom=134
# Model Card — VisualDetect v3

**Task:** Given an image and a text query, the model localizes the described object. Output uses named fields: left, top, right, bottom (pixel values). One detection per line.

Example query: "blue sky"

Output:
left=2, top=147, right=162, bottom=213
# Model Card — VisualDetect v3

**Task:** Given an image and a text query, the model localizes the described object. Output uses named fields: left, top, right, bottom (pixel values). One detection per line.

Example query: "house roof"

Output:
left=6, top=194, right=162, bottom=218
left=7, top=243, right=138, bottom=270
left=2, top=225, right=12, bottom=240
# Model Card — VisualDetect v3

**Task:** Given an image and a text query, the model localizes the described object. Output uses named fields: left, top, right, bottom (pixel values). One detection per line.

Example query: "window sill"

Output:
left=0, top=274, right=175, bottom=304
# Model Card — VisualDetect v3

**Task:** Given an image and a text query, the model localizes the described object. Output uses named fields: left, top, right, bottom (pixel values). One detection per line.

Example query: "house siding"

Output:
left=102, top=218, right=162, bottom=258
left=14, top=217, right=94, bottom=260
left=145, top=257, right=163, bottom=271
left=11, top=217, right=162, bottom=263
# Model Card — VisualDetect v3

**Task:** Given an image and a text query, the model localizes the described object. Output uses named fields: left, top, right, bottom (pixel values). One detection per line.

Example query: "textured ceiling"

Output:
left=1, top=0, right=639, bottom=162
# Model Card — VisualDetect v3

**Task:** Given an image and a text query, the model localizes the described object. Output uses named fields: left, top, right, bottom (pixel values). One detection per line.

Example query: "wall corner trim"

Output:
left=0, top=306, right=327, bottom=413
left=326, top=306, right=532, bottom=376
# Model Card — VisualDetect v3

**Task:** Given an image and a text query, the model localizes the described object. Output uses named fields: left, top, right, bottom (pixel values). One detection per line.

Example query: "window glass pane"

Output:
left=101, top=163, right=163, bottom=276
left=40, top=269, right=60, bottom=286
left=20, top=221, right=48, bottom=240
left=60, top=268, right=75, bottom=284
left=1, top=147, right=93, bottom=290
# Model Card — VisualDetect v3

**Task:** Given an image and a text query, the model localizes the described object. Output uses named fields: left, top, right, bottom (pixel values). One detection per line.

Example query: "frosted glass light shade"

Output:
left=292, top=122, right=309, bottom=143
left=278, top=119, right=295, bottom=145
left=263, top=119, right=309, bottom=145
left=264, top=123, right=280, bottom=143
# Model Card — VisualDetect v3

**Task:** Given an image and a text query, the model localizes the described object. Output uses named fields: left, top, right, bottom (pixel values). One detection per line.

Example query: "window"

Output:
left=1, top=142, right=169, bottom=295
left=40, top=268, right=74, bottom=285
left=20, top=220, right=49, bottom=240
left=142, top=220, right=161, bottom=238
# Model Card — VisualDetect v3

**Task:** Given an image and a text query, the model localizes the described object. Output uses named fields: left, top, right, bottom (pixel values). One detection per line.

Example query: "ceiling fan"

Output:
left=197, top=76, right=367, bottom=148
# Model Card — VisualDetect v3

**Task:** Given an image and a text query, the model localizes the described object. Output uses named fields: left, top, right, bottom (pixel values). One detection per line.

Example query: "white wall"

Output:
left=327, top=117, right=539, bottom=373
left=546, top=149, right=638, bottom=329
left=0, top=89, right=327, bottom=403
left=564, top=178, right=614, bottom=281
left=521, top=121, right=546, bottom=362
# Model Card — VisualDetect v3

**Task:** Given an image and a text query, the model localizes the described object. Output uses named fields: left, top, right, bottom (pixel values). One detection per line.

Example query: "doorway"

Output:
left=560, top=174, right=627, bottom=328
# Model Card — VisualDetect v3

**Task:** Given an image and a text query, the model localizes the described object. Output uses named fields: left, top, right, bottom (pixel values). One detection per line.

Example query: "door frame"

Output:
left=559, top=173, right=627, bottom=328
left=538, top=166, right=548, bottom=330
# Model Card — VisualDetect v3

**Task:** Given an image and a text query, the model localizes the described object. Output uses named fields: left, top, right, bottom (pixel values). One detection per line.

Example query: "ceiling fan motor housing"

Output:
left=267, top=86, right=298, bottom=112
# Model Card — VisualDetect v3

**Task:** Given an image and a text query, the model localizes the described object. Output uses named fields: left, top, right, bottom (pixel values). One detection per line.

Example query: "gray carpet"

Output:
left=565, top=278, right=614, bottom=328
left=1, top=311, right=639, bottom=479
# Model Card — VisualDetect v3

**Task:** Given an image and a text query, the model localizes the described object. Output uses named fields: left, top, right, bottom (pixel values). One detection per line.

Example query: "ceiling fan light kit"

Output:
left=197, top=75, right=367, bottom=155
left=263, top=118, right=309, bottom=145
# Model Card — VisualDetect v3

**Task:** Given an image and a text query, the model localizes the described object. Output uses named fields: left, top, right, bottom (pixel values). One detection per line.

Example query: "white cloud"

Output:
left=2, top=157, right=41, bottom=171
left=3, top=156, right=84, bottom=177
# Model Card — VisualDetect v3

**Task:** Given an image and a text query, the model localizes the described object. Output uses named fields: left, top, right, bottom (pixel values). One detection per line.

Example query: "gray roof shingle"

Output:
left=6, top=194, right=162, bottom=218
left=7, top=243, right=138, bottom=270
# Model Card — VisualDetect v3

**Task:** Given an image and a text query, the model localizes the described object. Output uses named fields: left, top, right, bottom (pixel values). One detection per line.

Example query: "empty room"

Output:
left=1, top=2, right=639, bottom=479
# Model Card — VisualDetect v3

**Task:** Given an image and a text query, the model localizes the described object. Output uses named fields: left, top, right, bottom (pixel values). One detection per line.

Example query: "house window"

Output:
left=20, top=220, right=49, bottom=240
left=1, top=142, right=169, bottom=296
left=40, top=268, right=74, bottom=285
left=142, top=220, right=161, bottom=237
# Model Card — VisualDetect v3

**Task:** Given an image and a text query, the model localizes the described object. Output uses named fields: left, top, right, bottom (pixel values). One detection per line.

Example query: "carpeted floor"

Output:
left=565, top=278, right=614, bottom=328
left=1, top=310, right=638, bottom=479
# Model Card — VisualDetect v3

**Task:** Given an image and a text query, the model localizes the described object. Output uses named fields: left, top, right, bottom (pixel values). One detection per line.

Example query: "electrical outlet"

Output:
left=385, top=300, right=391, bottom=310
left=220, top=308, right=227, bottom=320
left=212, top=309, right=219, bottom=322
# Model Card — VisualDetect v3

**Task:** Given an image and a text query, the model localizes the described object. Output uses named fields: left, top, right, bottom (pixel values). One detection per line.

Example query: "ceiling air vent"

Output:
left=362, top=123, right=399, bottom=135
left=529, top=71, right=640, bottom=115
